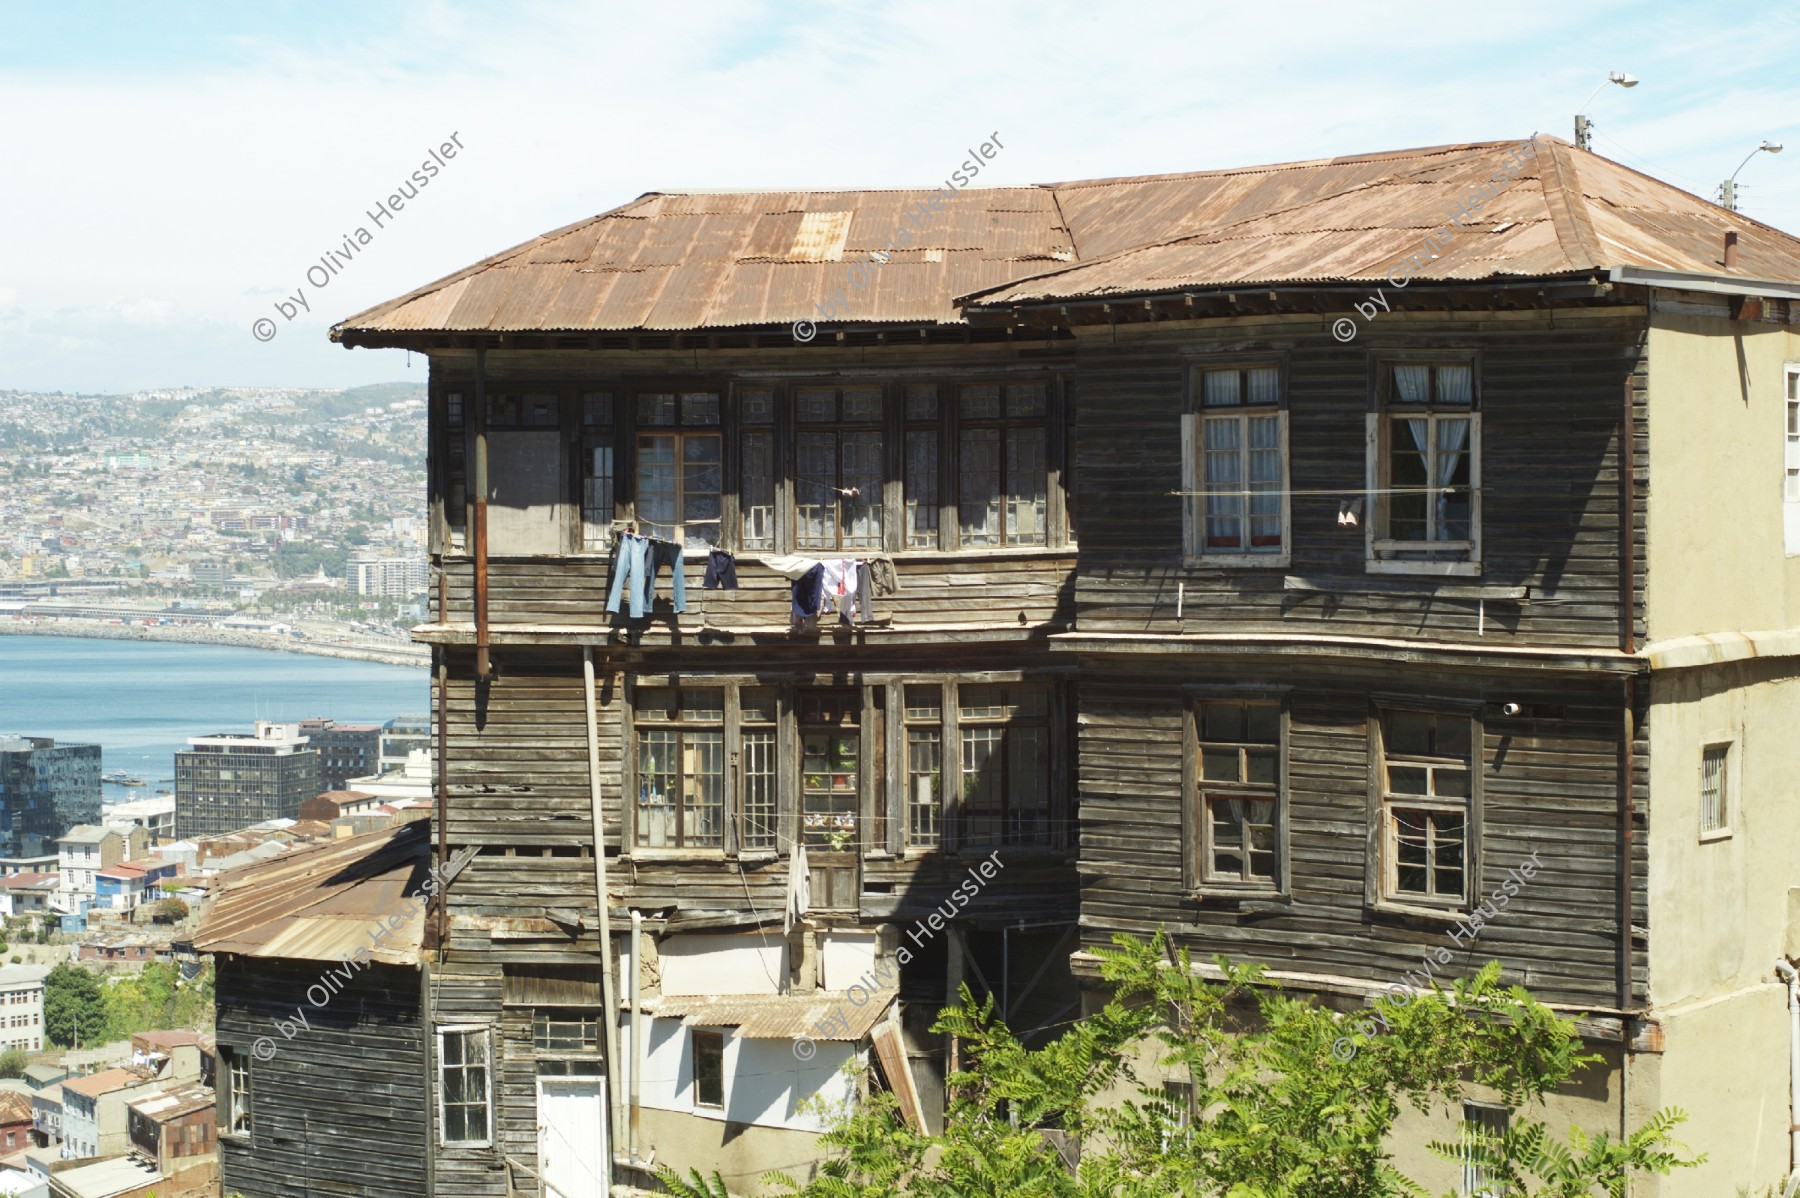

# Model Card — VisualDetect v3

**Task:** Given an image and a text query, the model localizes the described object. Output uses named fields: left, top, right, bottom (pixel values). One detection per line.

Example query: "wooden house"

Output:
left=307, top=135, right=1800, bottom=1196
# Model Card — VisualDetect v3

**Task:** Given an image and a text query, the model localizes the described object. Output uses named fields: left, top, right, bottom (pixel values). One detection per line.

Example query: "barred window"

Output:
left=959, top=684, right=1050, bottom=848
left=635, top=688, right=725, bottom=850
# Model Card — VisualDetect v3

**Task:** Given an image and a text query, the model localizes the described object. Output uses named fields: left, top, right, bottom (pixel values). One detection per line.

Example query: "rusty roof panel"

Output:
left=193, top=822, right=431, bottom=966
left=650, top=989, right=897, bottom=1041
left=332, top=137, right=1800, bottom=342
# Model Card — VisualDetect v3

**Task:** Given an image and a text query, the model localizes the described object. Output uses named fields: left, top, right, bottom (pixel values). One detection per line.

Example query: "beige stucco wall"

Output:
left=1644, top=313, right=1800, bottom=641
left=1640, top=657, right=1800, bottom=1192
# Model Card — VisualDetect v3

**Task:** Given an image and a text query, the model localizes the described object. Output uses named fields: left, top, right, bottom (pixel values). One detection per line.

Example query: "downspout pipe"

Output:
left=472, top=346, right=490, bottom=679
left=1775, top=959, right=1800, bottom=1194
left=583, top=648, right=624, bottom=1161
left=630, top=909, right=644, bottom=1166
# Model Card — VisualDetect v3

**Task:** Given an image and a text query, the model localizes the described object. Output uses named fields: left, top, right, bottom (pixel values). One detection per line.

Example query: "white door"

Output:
left=537, top=1075, right=607, bottom=1198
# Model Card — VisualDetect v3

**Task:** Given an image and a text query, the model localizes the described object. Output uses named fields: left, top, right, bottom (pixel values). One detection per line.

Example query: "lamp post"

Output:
left=1720, top=141, right=1784, bottom=212
left=1574, top=71, right=1639, bottom=150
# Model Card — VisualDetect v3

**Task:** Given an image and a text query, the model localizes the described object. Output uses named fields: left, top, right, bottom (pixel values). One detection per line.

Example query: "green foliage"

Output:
left=44, top=963, right=107, bottom=1047
left=0, top=1048, right=26, bottom=1078
left=101, top=960, right=213, bottom=1040
left=655, top=1169, right=737, bottom=1198
left=151, top=897, right=190, bottom=923
left=770, top=933, right=1702, bottom=1198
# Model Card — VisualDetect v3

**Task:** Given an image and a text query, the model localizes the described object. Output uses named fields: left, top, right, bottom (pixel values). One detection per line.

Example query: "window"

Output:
left=634, top=689, right=725, bottom=849
left=1371, top=361, right=1479, bottom=570
left=958, top=383, right=1048, bottom=547
left=532, top=1009, right=600, bottom=1053
left=635, top=391, right=722, bottom=547
left=1459, top=1102, right=1509, bottom=1197
left=437, top=1026, right=493, bottom=1146
left=739, top=388, right=776, bottom=551
left=1785, top=366, right=1800, bottom=504
left=1193, top=700, right=1281, bottom=887
left=581, top=392, right=615, bottom=552
left=444, top=390, right=467, bottom=550
left=1701, top=742, right=1731, bottom=836
left=801, top=691, right=860, bottom=851
left=905, top=685, right=944, bottom=848
left=1380, top=710, right=1474, bottom=906
left=904, top=384, right=941, bottom=549
left=692, top=1030, right=725, bottom=1109
left=795, top=385, right=884, bottom=551
left=959, top=684, right=1051, bottom=848
left=1186, top=366, right=1286, bottom=560
left=740, top=688, right=778, bottom=852
left=223, top=1047, right=251, bottom=1136
left=487, top=393, right=560, bottom=428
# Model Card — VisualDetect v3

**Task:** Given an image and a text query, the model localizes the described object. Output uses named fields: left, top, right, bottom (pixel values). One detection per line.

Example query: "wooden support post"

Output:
left=472, top=346, right=491, bottom=678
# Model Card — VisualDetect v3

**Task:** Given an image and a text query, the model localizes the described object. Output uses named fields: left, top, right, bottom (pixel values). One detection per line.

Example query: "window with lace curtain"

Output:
left=1370, top=360, right=1481, bottom=572
left=1184, top=364, right=1288, bottom=563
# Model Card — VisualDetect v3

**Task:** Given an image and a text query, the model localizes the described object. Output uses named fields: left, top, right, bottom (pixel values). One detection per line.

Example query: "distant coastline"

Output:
left=0, top=619, right=428, bottom=669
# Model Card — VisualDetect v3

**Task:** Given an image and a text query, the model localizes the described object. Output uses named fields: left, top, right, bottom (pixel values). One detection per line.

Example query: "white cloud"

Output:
left=2, top=0, right=1797, bottom=391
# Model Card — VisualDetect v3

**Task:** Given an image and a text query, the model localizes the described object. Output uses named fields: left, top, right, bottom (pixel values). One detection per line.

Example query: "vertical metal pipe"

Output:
left=585, top=648, right=624, bottom=1164
left=473, top=346, right=491, bottom=678
left=435, top=648, right=449, bottom=943
left=630, top=910, right=644, bottom=1164
left=1620, top=376, right=1637, bottom=655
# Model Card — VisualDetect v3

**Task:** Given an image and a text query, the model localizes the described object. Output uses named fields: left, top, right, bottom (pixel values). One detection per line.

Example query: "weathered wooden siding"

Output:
left=436, top=551, right=1076, bottom=634
left=216, top=956, right=428, bottom=1198
left=1076, top=659, right=1647, bottom=1008
left=1068, top=310, right=1648, bottom=650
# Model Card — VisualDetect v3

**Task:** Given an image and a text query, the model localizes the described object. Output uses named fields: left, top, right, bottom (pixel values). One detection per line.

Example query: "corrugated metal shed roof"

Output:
left=333, top=136, right=1800, bottom=344
left=968, top=137, right=1800, bottom=304
left=192, top=821, right=430, bottom=967
left=649, top=989, right=896, bottom=1041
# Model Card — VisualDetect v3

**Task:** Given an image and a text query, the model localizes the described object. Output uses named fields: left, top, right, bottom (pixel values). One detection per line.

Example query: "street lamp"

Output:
left=1720, top=141, right=1784, bottom=212
left=1574, top=71, right=1639, bottom=151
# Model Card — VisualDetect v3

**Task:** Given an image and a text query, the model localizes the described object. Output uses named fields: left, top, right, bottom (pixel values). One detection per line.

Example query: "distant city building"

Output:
left=347, top=556, right=428, bottom=597
left=190, top=561, right=228, bottom=588
left=103, top=795, right=176, bottom=844
left=0, top=965, right=51, bottom=1052
left=0, top=735, right=102, bottom=859
left=56, top=824, right=148, bottom=908
left=379, top=715, right=431, bottom=771
left=174, top=722, right=320, bottom=840
left=298, top=718, right=382, bottom=790
left=103, top=452, right=155, bottom=471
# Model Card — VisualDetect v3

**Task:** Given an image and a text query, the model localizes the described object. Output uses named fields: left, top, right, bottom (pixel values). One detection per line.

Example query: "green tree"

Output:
left=742, top=934, right=1701, bottom=1198
left=0, top=1048, right=25, bottom=1078
left=44, top=963, right=107, bottom=1047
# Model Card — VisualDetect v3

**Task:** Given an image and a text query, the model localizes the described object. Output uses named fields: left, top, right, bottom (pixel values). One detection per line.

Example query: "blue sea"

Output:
left=0, top=636, right=429, bottom=782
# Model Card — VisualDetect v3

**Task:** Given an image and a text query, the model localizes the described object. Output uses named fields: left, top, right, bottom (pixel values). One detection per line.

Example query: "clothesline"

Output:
left=1168, top=485, right=1473, bottom=498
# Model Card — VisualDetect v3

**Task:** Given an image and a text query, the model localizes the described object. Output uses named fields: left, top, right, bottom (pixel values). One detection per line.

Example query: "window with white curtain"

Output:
left=1371, top=361, right=1479, bottom=570
left=1185, top=364, right=1287, bottom=562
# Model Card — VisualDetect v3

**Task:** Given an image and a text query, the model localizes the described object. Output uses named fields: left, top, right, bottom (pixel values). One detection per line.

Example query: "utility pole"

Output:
left=1720, top=141, right=1784, bottom=213
left=1574, top=72, right=1638, bottom=151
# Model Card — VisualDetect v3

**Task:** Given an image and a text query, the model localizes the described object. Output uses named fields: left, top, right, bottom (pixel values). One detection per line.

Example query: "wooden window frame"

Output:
left=954, top=380, right=1053, bottom=549
left=1366, top=355, right=1483, bottom=577
left=954, top=681, right=1057, bottom=852
left=1182, top=360, right=1291, bottom=567
left=736, top=383, right=779, bottom=553
left=1700, top=739, right=1734, bottom=841
left=1182, top=690, right=1289, bottom=896
left=691, top=1028, right=726, bottom=1110
left=792, top=383, right=888, bottom=553
left=436, top=1024, right=494, bottom=1149
left=1368, top=702, right=1482, bottom=915
left=630, top=687, right=727, bottom=853
left=901, top=682, right=946, bottom=850
left=221, top=1046, right=251, bottom=1139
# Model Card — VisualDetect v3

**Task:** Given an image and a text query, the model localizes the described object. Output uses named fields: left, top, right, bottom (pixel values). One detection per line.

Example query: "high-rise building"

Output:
left=298, top=718, right=383, bottom=790
left=0, top=736, right=102, bottom=858
left=378, top=715, right=431, bottom=772
left=347, top=556, right=428, bottom=597
left=174, top=722, right=320, bottom=839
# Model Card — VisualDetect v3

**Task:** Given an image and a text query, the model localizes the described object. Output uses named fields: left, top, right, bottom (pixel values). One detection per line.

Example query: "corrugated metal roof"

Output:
left=649, top=989, right=897, bottom=1041
left=332, top=137, right=1800, bottom=344
left=192, top=821, right=431, bottom=966
left=968, top=138, right=1800, bottom=305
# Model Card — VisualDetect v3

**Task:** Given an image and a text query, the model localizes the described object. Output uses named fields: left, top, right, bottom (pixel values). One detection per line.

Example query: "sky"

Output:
left=3, top=0, right=1799, bottom=394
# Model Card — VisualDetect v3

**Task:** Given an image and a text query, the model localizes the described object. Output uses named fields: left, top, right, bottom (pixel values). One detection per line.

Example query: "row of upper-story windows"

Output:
left=1183, top=357, right=1481, bottom=576
left=1189, top=695, right=1732, bottom=914
left=435, top=376, right=1069, bottom=557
